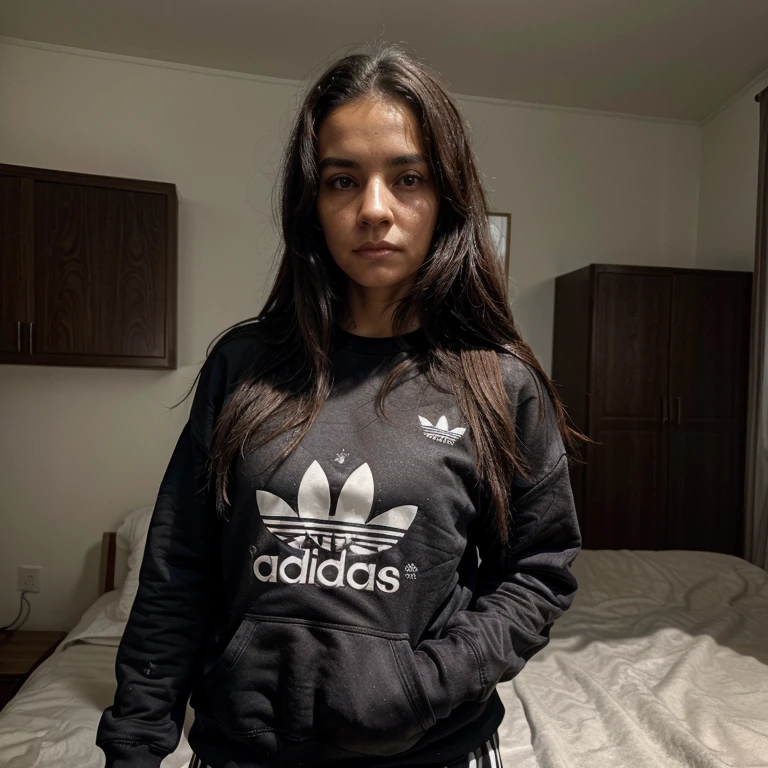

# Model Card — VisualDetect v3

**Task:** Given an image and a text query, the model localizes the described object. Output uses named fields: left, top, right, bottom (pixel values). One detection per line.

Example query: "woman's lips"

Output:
left=355, top=248, right=400, bottom=258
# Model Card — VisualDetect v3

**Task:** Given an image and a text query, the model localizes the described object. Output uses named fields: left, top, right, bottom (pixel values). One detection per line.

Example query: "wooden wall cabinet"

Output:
left=0, top=164, right=177, bottom=369
left=553, top=264, right=752, bottom=557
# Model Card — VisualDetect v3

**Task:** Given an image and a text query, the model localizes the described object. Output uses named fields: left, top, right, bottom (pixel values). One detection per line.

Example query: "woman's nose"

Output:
left=357, top=177, right=393, bottom=227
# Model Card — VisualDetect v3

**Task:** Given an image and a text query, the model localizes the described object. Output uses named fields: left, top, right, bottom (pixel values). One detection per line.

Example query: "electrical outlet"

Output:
left=18, top=566, right=42, bottom=593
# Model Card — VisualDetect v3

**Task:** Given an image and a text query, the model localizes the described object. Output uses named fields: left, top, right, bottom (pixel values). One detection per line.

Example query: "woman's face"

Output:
left=316, top=96, right=440, bottom=293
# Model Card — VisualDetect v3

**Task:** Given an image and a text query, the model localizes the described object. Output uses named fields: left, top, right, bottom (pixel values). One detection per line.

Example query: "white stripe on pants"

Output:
left=446, top=730, right=504, bottom=768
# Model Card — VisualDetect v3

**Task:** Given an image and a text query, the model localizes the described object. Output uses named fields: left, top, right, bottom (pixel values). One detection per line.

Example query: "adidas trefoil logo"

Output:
left=419, top=415, right=466, bottom=445
left=256, top=460, right=418, bottom=556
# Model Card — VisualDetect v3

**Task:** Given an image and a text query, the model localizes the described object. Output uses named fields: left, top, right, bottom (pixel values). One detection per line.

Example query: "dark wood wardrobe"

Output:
left=552, top=264, right=752, bottom=557
left=0, top=163, right=177, bottom=369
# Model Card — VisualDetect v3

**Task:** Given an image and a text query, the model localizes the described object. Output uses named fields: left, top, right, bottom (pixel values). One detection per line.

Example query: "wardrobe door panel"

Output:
left=33, top=181, right=168, bottom=360
left=669, top=274, right=748, bottom=421
left=587, top=429, right=666, bottom=549
left=587, top=272, right=671, bottom=549
left=666, top=431, right=743, bottom=555
left=0, top=175, right=33, bottom=356
left=667, top=273, right=751, bottom=556
left=593, top=273, right=670, bottom=421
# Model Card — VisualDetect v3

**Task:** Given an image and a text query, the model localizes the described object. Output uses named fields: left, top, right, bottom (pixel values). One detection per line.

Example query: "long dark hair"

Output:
left=178, top=41, right=587, bottom=545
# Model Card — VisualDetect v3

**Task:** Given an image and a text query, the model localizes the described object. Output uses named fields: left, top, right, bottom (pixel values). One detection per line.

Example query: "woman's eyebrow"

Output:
left=317, top=153, right=428, bottom=172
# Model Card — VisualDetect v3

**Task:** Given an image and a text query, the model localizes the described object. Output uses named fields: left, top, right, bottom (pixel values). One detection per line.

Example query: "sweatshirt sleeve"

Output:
left=95, top=348, right=230, bottom=768
left=413, top=358, right=582, bottom=721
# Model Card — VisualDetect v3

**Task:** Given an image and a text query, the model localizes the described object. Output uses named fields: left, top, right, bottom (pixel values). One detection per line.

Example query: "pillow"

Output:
left=109, top=504, right=154, bottom=621
left=62, top=588, right=126, bottom=651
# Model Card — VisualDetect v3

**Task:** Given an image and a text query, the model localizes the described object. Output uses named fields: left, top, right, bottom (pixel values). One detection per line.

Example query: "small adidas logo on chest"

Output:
left=418, top=415, right=466, bottom=445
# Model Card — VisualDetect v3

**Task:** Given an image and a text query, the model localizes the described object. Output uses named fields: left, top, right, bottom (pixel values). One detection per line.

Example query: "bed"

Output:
left=1, top=522, right=767, bottom=768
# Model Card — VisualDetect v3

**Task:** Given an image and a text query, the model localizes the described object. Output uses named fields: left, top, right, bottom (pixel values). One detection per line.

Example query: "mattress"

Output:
left=0, top=549, right=766, bottom=768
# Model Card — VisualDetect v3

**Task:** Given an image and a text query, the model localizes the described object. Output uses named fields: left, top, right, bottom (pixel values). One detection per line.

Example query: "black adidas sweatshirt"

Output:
left=96, top=321, right=582, bottom=768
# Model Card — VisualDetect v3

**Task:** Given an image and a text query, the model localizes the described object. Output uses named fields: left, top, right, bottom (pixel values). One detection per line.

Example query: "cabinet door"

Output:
left=667, top=273, right=751, bottom=557
left=587, top=271, right=671, bottom=549
left=32, top=180, right=171, bottom=363
left=0, top=175, right=33, bottom=356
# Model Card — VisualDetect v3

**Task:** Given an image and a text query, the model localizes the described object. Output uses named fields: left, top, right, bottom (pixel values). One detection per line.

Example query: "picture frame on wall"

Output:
left=487, top=211, right=511, bottom=279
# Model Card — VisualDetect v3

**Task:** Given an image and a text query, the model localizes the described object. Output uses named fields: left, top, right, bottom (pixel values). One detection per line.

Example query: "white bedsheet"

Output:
left=0, top=550, right=766, bottom=768
left=497, top=549, right=768, bottom=768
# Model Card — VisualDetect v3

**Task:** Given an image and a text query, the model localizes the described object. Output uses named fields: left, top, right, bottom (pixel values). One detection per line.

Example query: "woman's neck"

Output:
left=338, top=284, right=420, bottom=338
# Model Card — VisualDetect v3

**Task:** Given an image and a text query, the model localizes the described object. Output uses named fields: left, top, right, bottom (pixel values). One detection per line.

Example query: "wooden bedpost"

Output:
left=99, top=532, right=117, bottom=596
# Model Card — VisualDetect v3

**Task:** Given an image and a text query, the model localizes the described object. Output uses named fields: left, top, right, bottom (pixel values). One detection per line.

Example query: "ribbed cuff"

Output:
left=98, top=741, right=166, bottom=768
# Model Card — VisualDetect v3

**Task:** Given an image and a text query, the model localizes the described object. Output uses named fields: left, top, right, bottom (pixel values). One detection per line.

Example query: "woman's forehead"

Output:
left=317, top=100, right=426, bottom=163
left=317, top=123, right=428, bottom=171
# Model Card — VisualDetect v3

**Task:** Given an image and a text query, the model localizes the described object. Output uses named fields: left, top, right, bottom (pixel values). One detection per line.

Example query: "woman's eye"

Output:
left=333, top=176, right=354, bottom=189
left=327, top=174, right=423, bottom=190
left=400, top=174, right=422, bottom=187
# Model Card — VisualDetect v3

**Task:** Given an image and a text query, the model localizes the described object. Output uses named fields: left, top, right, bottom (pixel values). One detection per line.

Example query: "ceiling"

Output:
left=1, top=0, right=767, bottom=122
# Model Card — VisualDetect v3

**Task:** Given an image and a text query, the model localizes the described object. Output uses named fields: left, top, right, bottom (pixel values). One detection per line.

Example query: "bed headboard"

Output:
left=99, top=532, right=118, bottom=597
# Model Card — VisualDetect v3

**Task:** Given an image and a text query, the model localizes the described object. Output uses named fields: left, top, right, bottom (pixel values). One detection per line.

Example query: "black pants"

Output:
left=189, top=730, right=504, bottom=768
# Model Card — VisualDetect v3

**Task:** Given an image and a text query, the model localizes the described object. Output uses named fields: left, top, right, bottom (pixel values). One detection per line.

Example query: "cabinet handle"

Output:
left=16, top=321, right=22, bottom=353
left=28, top=322, right=34, bottom=355
left=675, top=397, right=681, bottom=426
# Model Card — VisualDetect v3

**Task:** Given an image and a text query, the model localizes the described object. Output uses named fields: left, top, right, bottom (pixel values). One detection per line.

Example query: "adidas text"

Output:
left=253, top=549, right=400, bottom=593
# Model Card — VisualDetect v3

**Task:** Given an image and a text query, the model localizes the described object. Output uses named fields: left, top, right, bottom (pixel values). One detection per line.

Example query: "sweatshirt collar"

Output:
left=332, top=324, right=425, bottom=355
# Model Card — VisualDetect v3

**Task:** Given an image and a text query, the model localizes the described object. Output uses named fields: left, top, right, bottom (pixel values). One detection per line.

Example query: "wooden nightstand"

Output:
left=0, top=630, right=67, bottom=711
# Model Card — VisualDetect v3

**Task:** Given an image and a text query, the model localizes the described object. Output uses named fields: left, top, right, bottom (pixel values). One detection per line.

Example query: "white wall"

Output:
left=697, top=76, right=768, bottom=271
left=0, top=39, right=701, bottom=630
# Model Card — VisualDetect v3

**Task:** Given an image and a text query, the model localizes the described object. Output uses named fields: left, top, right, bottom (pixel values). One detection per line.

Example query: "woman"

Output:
left=96, top=42, right=584, bottom=768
